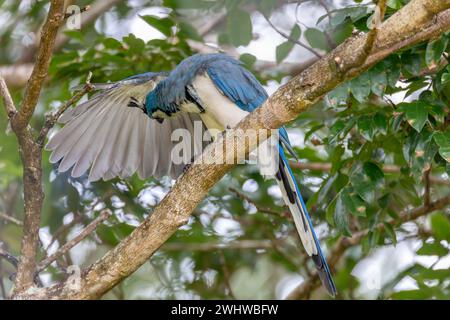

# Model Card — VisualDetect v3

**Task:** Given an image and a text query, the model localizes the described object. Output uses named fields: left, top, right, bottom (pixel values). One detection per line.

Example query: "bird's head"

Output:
left=145, top=79, right=180, bottom=123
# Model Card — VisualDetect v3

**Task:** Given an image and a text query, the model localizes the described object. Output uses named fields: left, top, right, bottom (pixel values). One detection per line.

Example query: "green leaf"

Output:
left=350, top=171, right=375, bottom=204
left=398, top=102, right=429, bottom=132
left=384, top=222, right=397, bottom=245
left=334, top=194, right=352, bottom=236
left=391, top=289, right=431, bottom=300
left=350, top=72, right=371, bottom=102
left=326, top=196, right=337, bottom=227
left=387, top=0, right=402, bottom=9
left=369, top=67, right=387, bottom=96
left=275, top=25, right=301, bottom=64
left=430, top=213, right=450, bottom=241
left=340, top=187, right=366, bottom=217
left=425, top=37, right=448, bottom=66
left=304, top=28, right=328, bottom=51
left=227, top=10, right=253, bottom=47
left=239, top=53, right=257, bottom=67
left=357, top=115, right=375, bottom=141
left=327, top=82, right=350, bottom=107
left=417, top=242, right=449, bottom=257
left=259, top=0, right=277, bottom=16
left=442, top=68, right=450, bottom=85
left=103, top=38, right=123, bottom=50
left=178, top=22, right=203, bottom=41
left=330, top=144, right=345, bottom=173
left=363, top=161, right=384, bottom=185
left=330, top=6, right=370, bottom=27
left=433, top=130, right=450, bottom=162
left=373, top=112, right=387, bottom=135
left=139, top=15, right=174, bottom=37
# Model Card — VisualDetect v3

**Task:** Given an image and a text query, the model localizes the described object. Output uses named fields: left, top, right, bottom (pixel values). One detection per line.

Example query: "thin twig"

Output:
left=423, top=165, right=432, bottom=206
left=45, top=191, right=112, bottom=251
left=219, top=251, right=237, bottom=300
left=0, top=245, right=19, bottom=269
left=0, top=212, right=23, bottom=227
left=0, top=260, right=6, bottom=298
left=45, top=213, right=84, bottom=250
left=162, top=239, right=278, bottom=252
left=229, top=187, right=291, bottom=219
left=37, top=210, right=111, bottom=271
left=0, top=75, right=17, bottom=118
left=64, top=5, right=90, bottom=19
left=262, top=14, right=323, bottom=59
left=37, top=72, right=94, bottom=146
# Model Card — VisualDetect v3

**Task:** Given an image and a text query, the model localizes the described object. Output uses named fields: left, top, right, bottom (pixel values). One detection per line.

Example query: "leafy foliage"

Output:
left=0, top=0, right=449, bottom=300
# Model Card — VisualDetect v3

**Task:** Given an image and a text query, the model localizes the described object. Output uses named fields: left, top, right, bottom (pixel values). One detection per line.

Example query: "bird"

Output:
left=46, top=53, right=336, bottom=296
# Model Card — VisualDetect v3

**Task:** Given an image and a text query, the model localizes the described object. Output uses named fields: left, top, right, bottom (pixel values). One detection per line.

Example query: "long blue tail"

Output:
left=276, top=144, right=337, bottom=297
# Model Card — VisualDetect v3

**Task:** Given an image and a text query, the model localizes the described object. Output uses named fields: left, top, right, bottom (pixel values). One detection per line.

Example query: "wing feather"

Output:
left=46, top=74, right=206, bottom=181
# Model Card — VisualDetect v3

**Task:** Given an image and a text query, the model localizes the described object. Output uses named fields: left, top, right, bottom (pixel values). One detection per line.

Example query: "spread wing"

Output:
left=46, top=73, right=206, bottom=181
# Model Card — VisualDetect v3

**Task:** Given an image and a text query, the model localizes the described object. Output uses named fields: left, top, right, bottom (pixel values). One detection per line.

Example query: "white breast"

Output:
left=191, top=74, right=249, bottom=132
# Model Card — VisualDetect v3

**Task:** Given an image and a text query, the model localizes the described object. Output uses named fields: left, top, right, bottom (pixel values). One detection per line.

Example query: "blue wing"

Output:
left=206, top=59, right=267, bottom=112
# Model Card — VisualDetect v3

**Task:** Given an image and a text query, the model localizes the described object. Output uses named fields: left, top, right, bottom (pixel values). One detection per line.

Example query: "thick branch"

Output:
left=14, top=0, right=450, bottom=300
left=12, top=0, right=65, bottom=295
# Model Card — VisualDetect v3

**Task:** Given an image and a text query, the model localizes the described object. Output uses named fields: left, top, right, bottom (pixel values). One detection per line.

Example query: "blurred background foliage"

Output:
left=0, top=0, right=449, bottom=300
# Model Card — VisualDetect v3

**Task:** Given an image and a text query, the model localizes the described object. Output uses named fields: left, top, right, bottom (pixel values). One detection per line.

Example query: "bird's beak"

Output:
left=155, top=118, right=164, bottom=124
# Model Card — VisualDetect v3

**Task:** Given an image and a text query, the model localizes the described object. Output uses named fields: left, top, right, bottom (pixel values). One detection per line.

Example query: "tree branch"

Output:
left=0, top=244, right=19, bottom=269
left=0, top=212, right=23, bottom=227
left=229, top=187, right=291, bottom=219
left=0, top=76, right=17, bottom=119
left=262, top=14, right=323, bottom=59
left=12, top=1, right=64, bottom=131
left=285, top=193, right=450, bottom=300
left=11, top=0, right=65, bottom=295
left=162, top=239, right=278, bottom=252
left=13, top=0, right=450, bottom=300
left=37, top=210, right=111, bottom=272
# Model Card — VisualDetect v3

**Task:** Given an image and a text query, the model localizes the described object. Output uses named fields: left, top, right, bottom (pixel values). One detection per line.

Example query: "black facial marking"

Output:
left=186, top=85, right=205, bottom=113
left=127, top=96, right=147, bottom=115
